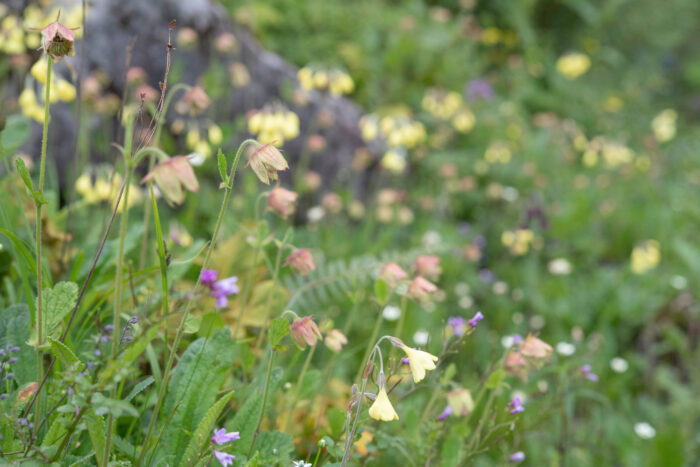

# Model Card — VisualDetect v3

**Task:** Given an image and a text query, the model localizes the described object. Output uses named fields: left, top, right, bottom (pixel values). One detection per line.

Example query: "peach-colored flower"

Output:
left=505, top=351, right=529, bottom=380
left=378, top=262, right=408, bottom=286
left=141, top=155, right=199, bottom=205
left=181, top=86, right=211, bottom=115
left=126, top=66, right=147, bottom=85
left=520, top=335, right=553, bottom=358
left=283, top=249, right=315, bottom=275
left=267, top=186, right=298, bottom=218
left=41, top=13, right=76, bottom=62
left=324, top=329, right=348, bottom=352
left=246, top=143, right=289, bottom=185
left=414, top=255, right=442, bottom=280
left=405, top=276, right=438, bottom=303
left=290, top=315, right=323, bottom=349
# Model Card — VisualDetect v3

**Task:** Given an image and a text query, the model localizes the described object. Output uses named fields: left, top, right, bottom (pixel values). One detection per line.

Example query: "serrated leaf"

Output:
left=179, top=391, right=235, bottom=467
left=36, top=281, right=78, bottom=345
left=268, top=317, right=289, bottom=348
left=84, top=409, right=106, bottom=467
left=48, top=337, right=82, bottom=369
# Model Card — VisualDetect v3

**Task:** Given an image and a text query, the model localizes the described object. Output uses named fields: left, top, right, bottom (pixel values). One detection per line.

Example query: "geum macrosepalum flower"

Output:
left=391, top=337, right=438, bottom=383
left=506, top=334, right=553, bottom=380
left=284, top=248, right=315, bottom=275
left=214, top=450, right=234, bottom=467
left=414, top=255, right=441, bottom=280
left=290, top=315, right=323, bottom=349
left=246, top=142, right=289, bottom=185
left=40, top=12, right=77, bottom=62
left=141, top=155, right=199, bottom=205
left=324, top=329, right=348, bottom=352
left=405, top=276, right=438, bottom=303
left=267, top=186, right=298, bottom=218
left=520, top=334, right=553, bottom=358
left=378, top=262, right=408, bottom=287
left=369, top=372, right=399, bottom=422
left=211, top=428, right=240, bottom=445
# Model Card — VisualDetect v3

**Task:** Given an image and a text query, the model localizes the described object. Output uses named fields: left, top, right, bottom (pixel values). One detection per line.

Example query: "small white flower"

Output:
left=501, top=186, right=519, bottom=202
left=501, top=335, right=515, bottom=348
left=454, top=282, right=470, bottom=296
left=492, top=281, right=508, bottom=295
left=555, top=342, right=576, bottom=356
left=292, top=461, right=312, bottom=467
left=548, top=258, right=572, bottom=275
left=530, top=315, right=546, bottom=330
left=382, top=305, right=401, bottom=321
left=307, top=206, right=325, bottom=223
left=413, top=330, right=429, bottom=346
left=634, top=422, right=656, bottom=439
left=422, top=231, right=441, bottom=248
left=187, top=152, right=206, bottom=166
left=610, top=357, right=629, bottom=373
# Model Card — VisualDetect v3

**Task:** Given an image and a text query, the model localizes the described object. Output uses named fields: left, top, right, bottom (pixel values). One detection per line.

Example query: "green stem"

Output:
left=356, top=309, right=383, bottom=383
left=150, top=182, right=170, bottom=320
left=393, top=296, right=408, bottom=341
left=282, top=344, right=316, bottom=431
left=248, top=348, right=275, bottom=457
left=104, top=126, right=135, bottom=466
left=312, top=445, right=323, bottom=467
left=34, top=57, right=52, bottom=429
left=136, top=139, right=256, bottom=467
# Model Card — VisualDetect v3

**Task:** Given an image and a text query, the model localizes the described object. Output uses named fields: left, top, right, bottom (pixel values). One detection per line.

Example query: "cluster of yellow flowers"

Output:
left=297, top=66, right=354, bottom=96
left=581, top=136, right=635, bottom=168
left=484, top=141, right=512, bottom=164
left=630, top=240, right=660, bottom=274
left=360, top=113, right=426, bottom=174
left=247, top=103, right=300, bottom=146
left=0, top=4, right=82, bottom=55
left=75, top=168, right=143, bottom=211
left=501, top=228, right=535, bottom=256
left=556, top=52, right=591, bottom=80
left=19, top=59, right=77, bottom=122
left=651, top=109, right=677, bottom=143
left=421, top=88, right=476, bottom=134
left=180, top=125, right=222, bottom=160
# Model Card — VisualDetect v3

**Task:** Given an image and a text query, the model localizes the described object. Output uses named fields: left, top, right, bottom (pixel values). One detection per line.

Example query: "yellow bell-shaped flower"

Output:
left=400, top=344, right=438, bottom=383
left=368, top=388, right=398, bottom=422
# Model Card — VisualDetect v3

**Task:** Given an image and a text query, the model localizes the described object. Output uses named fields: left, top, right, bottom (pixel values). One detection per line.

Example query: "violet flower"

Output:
left=210, top=277, right=240, bottom=308
left=200, top=268, right=219, bottom=286
left=507, top=397, right=525, bottom=414
left=447, top=316, right=467, bottom=337
left=214, top=450, right=234, bottom=467
left=438, top=405, right=453, bottom=421
left=581, top=364, right=599, bottom=382
left=466, top=78, right=494, bottom=101
left=468, top=311, right=484, bottom=328
left=211, top=428, right=240, bottom=445
left=509, top=451, right=525, bottom=462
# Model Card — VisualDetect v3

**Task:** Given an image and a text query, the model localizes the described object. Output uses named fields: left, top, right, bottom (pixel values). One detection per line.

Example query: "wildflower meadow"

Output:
left=0, top=0, right=699, bottom=465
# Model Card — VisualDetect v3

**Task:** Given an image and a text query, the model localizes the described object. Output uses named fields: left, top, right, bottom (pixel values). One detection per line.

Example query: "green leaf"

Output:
left=217, top=148, right=228, bottom=183
left=268, top=317, right=290, bottom=348
left=48, top=337, right=82, bottom=369
left=1, top=115, right=30, bottom=149
left=15, top=156, right=35, bottom=193
left=439, top=435, right=462, bottom=467
left=184, top=314, right=202, bottom=334
left=125, top=376, right=155, bottom=403
left=374, top=278, right=389, bottom=305
left=327, top=407, right=346, bottom=437
left=257, top=430, right=294, bottom=462
left=179, top=391, right=235, bottom=467
left=228, top=392, right=263, bottom=456
left=84, top=409, right=106, bottom=467
left=36, top=281, right=78, bottom=345
left=485, top=369, right=506, bottom=389
left=0, top=304, right=37, bottom=385
left=157, top=330, right=237, bottom=463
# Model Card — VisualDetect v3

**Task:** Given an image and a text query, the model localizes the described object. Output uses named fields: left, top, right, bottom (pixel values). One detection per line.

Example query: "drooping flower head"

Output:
left=324, top=329, right=348, bottom=352
left=446, top=388, right=474, bottom=416
left=246, top=142, right=289, bottom=185
left=283, top=248, right=315, bottom=275
left=520, top=335, right=553, bottom=358
left=378, top=262, right=408, bottom=287
left=211, top=428, right=240, bottom=445
left=391, top=337, right=438, bottom=383
left=290, top=315, right=323, bottom=349
left=267, top=186, right=298, bottom=218
left=40, top=12, right=77, bottom=62
left=405, top=276, right=438, bottom=304
left=141, top=155, right=199, bottom=205
left=368, top=372, right=399, bottom=422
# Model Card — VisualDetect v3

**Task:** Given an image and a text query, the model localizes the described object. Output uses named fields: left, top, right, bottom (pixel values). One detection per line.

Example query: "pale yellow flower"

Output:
left=368, top=388, right=399, bottom=421
left=556, top=52, right=591, bottom=80
left=399, top=344, right=438, bottom=383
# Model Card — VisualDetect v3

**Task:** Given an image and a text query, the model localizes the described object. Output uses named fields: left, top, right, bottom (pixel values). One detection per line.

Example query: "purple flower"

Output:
left=0, top=394, right=7, bottom=400
left=401, top=357, right=410, bottom=365
left=509, top=451, right=525, bottom=462
left=580, top=364, right=599, bottom=382
left=447, top=317, right=467, bottom=336
left=507, top=397, right=525, bottom=414
left=438, top=405, right=453, bottom=421
left=6, top=373, right=14, bottom=380
left=468, top=311, right=484, bottom=328
left=211, top=428, right=240, bottom=445
left=466, top=78, right=494, bottom=101
left=200, top=268, right=219, bottom=286
left=210, top=277, right=240, bottom=308
left=214, top=450, right=234, bottom=467
left=478, top=268, right=494, bottom=283
left=129, top=316, right=138, bottom=324
left=512, top=334, right=523, bottom=343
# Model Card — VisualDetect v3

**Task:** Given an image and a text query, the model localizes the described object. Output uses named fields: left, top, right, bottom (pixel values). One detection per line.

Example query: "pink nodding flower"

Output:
left=284, top=249, right=316, bottom=275
left=290, top=316, right=323, bottom=349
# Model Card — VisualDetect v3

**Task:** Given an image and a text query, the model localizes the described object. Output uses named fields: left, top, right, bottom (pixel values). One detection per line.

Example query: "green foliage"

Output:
left=34, top=281, right=78, bottom=345
left=0, top=304, right=36, bottom=385
left=268, top=317, right=289, bottom=348
left=179, top=390, right=235, bottom=467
